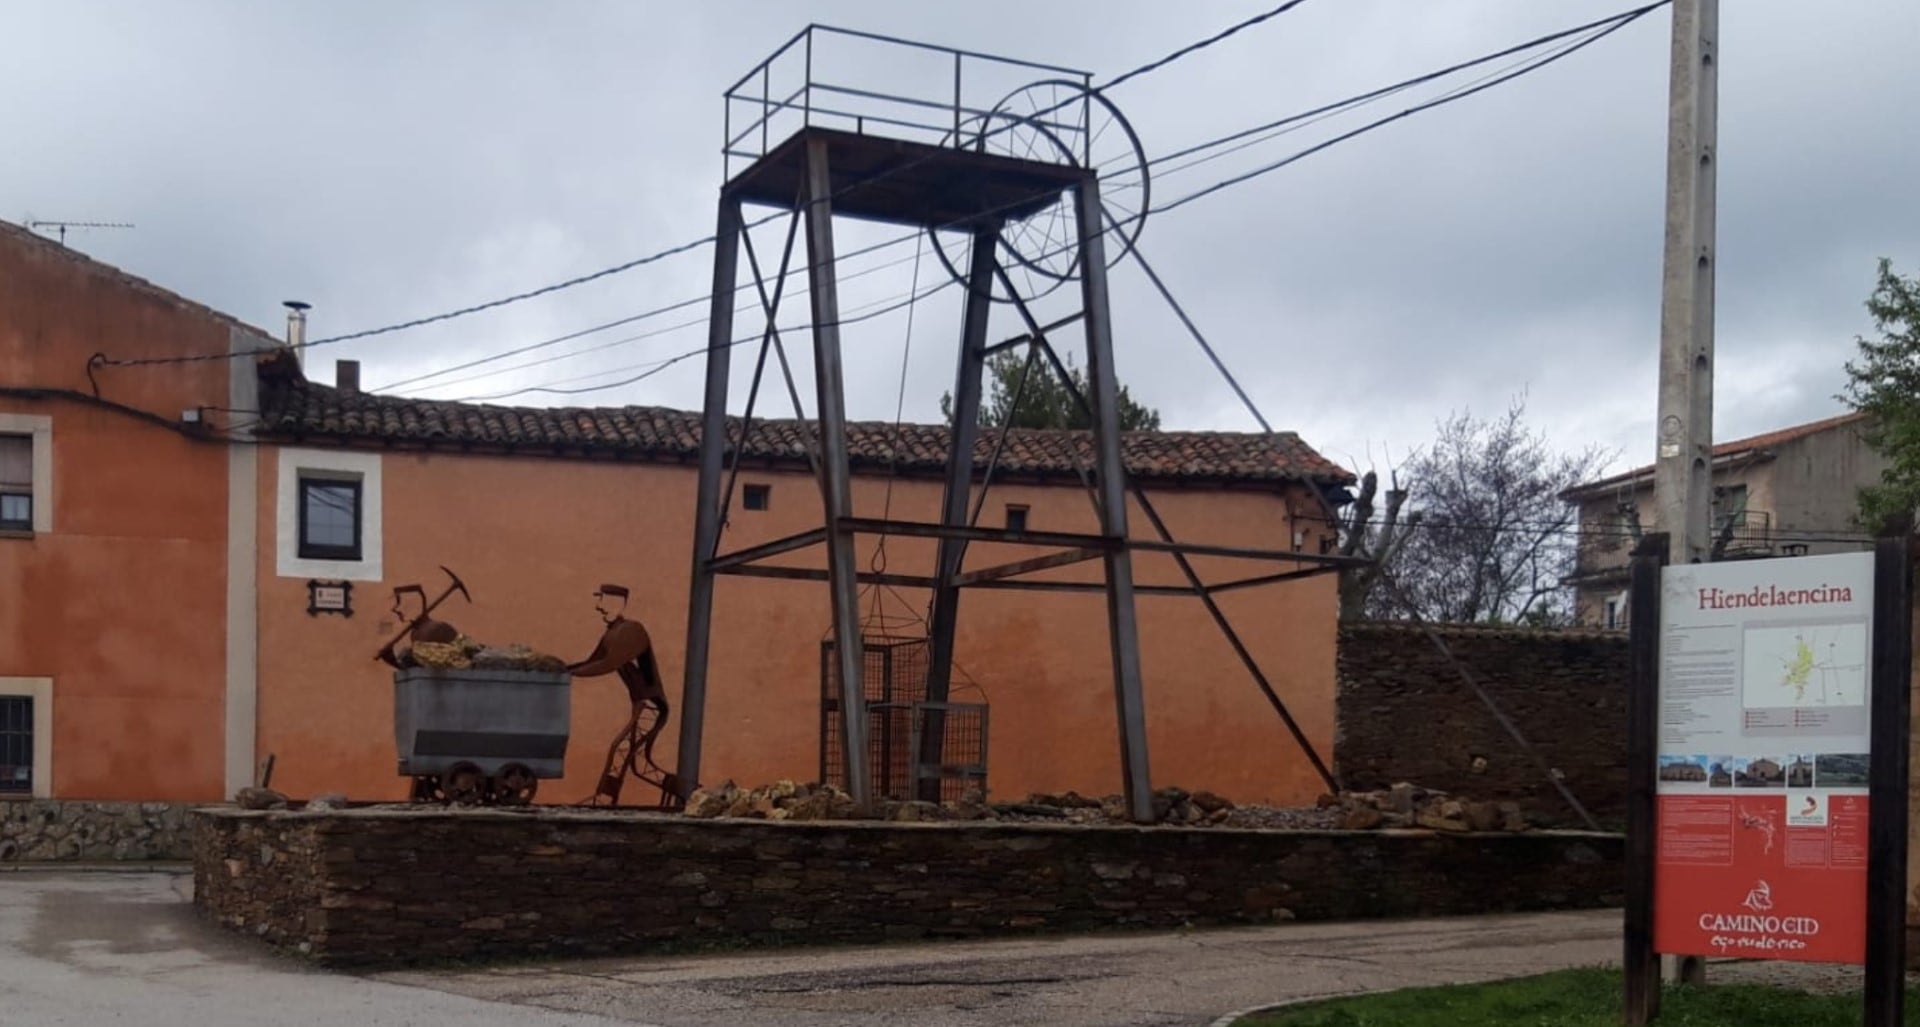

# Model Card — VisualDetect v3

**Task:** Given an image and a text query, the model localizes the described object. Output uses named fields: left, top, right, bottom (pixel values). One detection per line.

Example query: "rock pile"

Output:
left=680, top=781, right=1347, bottom=829
left=1321, top=782, right=1530, bottom=833
left=683, top=780, right=863, bottom=821
left=407, top=638, right=566, bottom=673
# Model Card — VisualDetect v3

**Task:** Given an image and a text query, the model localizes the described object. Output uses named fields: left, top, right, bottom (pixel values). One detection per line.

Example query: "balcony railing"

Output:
left=722, top=25, right=1094, bottom=179
left=1711, top=508, right=1773, bottom=559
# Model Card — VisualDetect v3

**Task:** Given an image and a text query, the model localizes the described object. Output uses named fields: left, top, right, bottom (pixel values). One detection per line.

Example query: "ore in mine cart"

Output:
left=374, top=567, right=682, bottom=809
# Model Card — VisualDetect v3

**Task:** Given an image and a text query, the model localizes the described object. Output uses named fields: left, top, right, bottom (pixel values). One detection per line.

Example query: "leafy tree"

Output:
left=1354, top=397, right=1609, bottom=625
left=941, top=349, right=1160, bottom=431
left=1841, top=258, right=1920, bottom=530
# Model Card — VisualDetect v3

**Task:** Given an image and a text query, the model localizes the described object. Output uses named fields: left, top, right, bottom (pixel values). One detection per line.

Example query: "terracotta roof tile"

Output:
left=256, top=364, right=1353, bottom=487
left=1564, top=411, right=1870, bottom=500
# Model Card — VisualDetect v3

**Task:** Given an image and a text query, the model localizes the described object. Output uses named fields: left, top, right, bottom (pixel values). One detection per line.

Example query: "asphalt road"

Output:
left=0, top=868, right=1622, bottom=1026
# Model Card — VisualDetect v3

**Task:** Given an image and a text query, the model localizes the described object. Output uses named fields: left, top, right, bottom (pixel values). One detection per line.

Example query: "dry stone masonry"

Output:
left=1, top=800, right=194, bottom=861
left=193, top=806, right=1623, bottom=967
left=1336, top=621, right=1629, bottom=826
left=682, top=780, right=1343, bottom=830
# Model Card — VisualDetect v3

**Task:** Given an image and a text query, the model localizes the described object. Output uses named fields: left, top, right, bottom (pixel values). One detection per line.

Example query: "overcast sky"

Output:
left=4, top=0, right=1915, bottom=479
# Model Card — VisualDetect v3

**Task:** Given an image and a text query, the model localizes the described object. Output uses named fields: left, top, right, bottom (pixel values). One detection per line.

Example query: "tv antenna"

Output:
left=28, top=220, right=134, bottom=246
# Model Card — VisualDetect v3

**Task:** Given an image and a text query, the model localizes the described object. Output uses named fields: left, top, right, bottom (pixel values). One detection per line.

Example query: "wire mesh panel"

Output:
left=908, top=701, right=989, bottom=804
left=0, top=695, right=32, bottom=794
left=821, top=636, right=930, bottom=799
left=821, top=635, right=929, bottom=706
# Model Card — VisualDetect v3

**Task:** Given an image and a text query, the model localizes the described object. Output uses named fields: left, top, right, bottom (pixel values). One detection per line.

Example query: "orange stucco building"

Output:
left=0, top=220, right=1352, bottom=808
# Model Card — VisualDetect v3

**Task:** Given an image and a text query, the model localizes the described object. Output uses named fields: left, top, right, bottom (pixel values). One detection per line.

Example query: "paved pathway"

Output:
left=0, top=867, right=1622, bottom=1026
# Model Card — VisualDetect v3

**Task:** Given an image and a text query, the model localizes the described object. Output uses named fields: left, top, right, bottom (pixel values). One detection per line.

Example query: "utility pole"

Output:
left=1653, top=0, right=1718, bottom=568
left=1654, top=5, right=1718, bottom=990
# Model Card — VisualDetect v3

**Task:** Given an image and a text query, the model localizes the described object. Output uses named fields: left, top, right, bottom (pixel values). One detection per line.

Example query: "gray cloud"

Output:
left=4, top=0, right=1914, bottom=481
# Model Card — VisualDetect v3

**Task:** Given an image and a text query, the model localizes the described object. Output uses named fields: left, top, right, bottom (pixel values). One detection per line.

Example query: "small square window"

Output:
left=743, top=484, right=771, bottom=511
left=0, top=695, right=31, bottom=795
left=1005, top=504, right=1029, bottom=533
left=298, top=477, right=362, bottom=561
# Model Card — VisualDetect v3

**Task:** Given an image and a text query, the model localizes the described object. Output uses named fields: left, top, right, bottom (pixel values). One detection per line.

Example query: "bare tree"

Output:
left=1373, top=398, right=1610, bottom=625
left=1338, top=464, right=1420, bottom=619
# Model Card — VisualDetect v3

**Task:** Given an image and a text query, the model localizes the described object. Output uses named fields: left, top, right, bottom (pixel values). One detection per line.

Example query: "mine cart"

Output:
left=393, top=667, right=571, bottom=805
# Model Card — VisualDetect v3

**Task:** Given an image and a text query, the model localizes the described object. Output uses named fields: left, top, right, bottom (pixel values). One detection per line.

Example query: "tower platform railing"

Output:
left=723, top=25, right=1094, bottom=180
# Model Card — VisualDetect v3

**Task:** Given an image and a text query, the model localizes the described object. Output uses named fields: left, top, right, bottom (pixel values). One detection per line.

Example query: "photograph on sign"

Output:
left=1654, top=551, right=1874, bottom=964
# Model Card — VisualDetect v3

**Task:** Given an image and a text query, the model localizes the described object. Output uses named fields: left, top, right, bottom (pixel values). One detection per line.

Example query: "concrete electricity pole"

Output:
left=1656, top=6, right=1720, bottom=988
left=1653, top=0, right=1718, bottom=566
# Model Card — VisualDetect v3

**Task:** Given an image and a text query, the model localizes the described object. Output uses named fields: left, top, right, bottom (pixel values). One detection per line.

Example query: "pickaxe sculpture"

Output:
left=375, top=566, right=471, bottom=668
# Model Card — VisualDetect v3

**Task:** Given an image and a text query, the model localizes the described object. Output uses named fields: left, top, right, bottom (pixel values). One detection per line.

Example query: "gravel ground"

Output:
left=1708, top=957, right=1917, bottom=994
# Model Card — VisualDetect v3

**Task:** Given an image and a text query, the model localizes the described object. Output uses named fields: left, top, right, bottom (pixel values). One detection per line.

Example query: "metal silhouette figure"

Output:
left=570, top=585, right=681, bottom=807
left=375, top=568, right=470, bottom=669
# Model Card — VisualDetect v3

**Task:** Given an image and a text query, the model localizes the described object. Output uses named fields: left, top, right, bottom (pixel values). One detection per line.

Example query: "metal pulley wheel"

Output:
left=930, top=79, right=1150, bottom=303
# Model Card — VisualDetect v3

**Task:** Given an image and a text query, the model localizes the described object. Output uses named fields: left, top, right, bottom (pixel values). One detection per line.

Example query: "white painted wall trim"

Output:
left=225, top=330, right=264, bottom=796
left=275, top=445, right=384, bottom=582
left=0, top=677, right=54, bottom=799
left=0, top=412, right=53, bottom=533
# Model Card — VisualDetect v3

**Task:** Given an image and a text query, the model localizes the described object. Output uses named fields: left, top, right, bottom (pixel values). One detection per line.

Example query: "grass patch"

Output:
left=1236, top=967, right=1905, bottom=1026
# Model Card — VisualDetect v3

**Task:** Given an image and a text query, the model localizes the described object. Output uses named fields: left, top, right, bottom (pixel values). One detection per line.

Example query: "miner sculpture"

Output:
left=570, top=584, right=681, bottom=807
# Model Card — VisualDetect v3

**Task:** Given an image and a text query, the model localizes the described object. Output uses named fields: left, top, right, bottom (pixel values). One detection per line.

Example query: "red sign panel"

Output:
left=1655, top=793, right=1867, bottom=961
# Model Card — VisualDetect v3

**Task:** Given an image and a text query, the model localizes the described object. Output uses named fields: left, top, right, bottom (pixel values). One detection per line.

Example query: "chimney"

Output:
left=335, top=360, right=361, bottom=394
left=283, top=300, right=310, bottom=349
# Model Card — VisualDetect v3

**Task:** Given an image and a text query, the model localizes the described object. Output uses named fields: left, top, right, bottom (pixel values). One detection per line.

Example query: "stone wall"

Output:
left=0, top=800, right=195, bottom=861
left=1336, top=622, right=1629, bottom=826
left=194, top=807, right=1622, bottom=967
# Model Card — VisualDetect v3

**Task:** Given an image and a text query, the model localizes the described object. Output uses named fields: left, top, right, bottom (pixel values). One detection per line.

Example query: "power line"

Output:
left=1326, top=513, right=1875, bottom=547
left=391, top=2, right=1665, bottom=403
left=454, top=0, right=1658, bottom=409
left=113, top=0, right=1658, bottom=416
left=1152, top=1, right=1668, bottom=216
left=1133, top=2, right=1661, bottom=176
left=101, top=3, right=1323, bottom=373
left=448, top=273, right=956, bottom=404
left=381, top=231, right=933, bottom=395
left=1099, top=0, right=1315, bottom=91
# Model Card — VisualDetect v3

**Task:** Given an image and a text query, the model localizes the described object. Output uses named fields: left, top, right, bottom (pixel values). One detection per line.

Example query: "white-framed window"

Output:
left=298, top=476, right=363, bottom=561
left=0, top=413, right=53, bottom=535
left=1604, top=593, right=1628, bottom=630
left=0, top=678, right=52, bottom=799
left=277, top=447, right=383, bottom=581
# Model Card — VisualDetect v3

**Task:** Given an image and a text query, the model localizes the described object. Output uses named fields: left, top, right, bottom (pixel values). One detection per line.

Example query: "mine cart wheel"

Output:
left=408, top=775, right=445, bottom=804
left=493, top=763, right=538, bottom=807
left=444, top=762, right=487, bottom=806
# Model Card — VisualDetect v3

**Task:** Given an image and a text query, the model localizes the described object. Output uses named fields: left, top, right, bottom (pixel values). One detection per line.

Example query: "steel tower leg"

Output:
left=1075, top=177, right=1153, bottom=822
left=676, top=195, right=745, bottom=799
left=802, top=137, right=873, bottom=811
left=921, top=228, right=999, bottom=801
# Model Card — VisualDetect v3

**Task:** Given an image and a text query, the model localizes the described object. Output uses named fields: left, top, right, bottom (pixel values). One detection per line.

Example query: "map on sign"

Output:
left=1741, top=623, right=1868, bottom=708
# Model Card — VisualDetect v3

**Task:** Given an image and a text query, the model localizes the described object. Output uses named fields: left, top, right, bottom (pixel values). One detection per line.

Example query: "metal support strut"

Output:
left=676, top=197, right=744, bottom=800
left=920, top=227, right=1001, bottom=800
left=802, top=137, right=874, bottom=812
left=1075, top=177, right=1154, bottom=823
